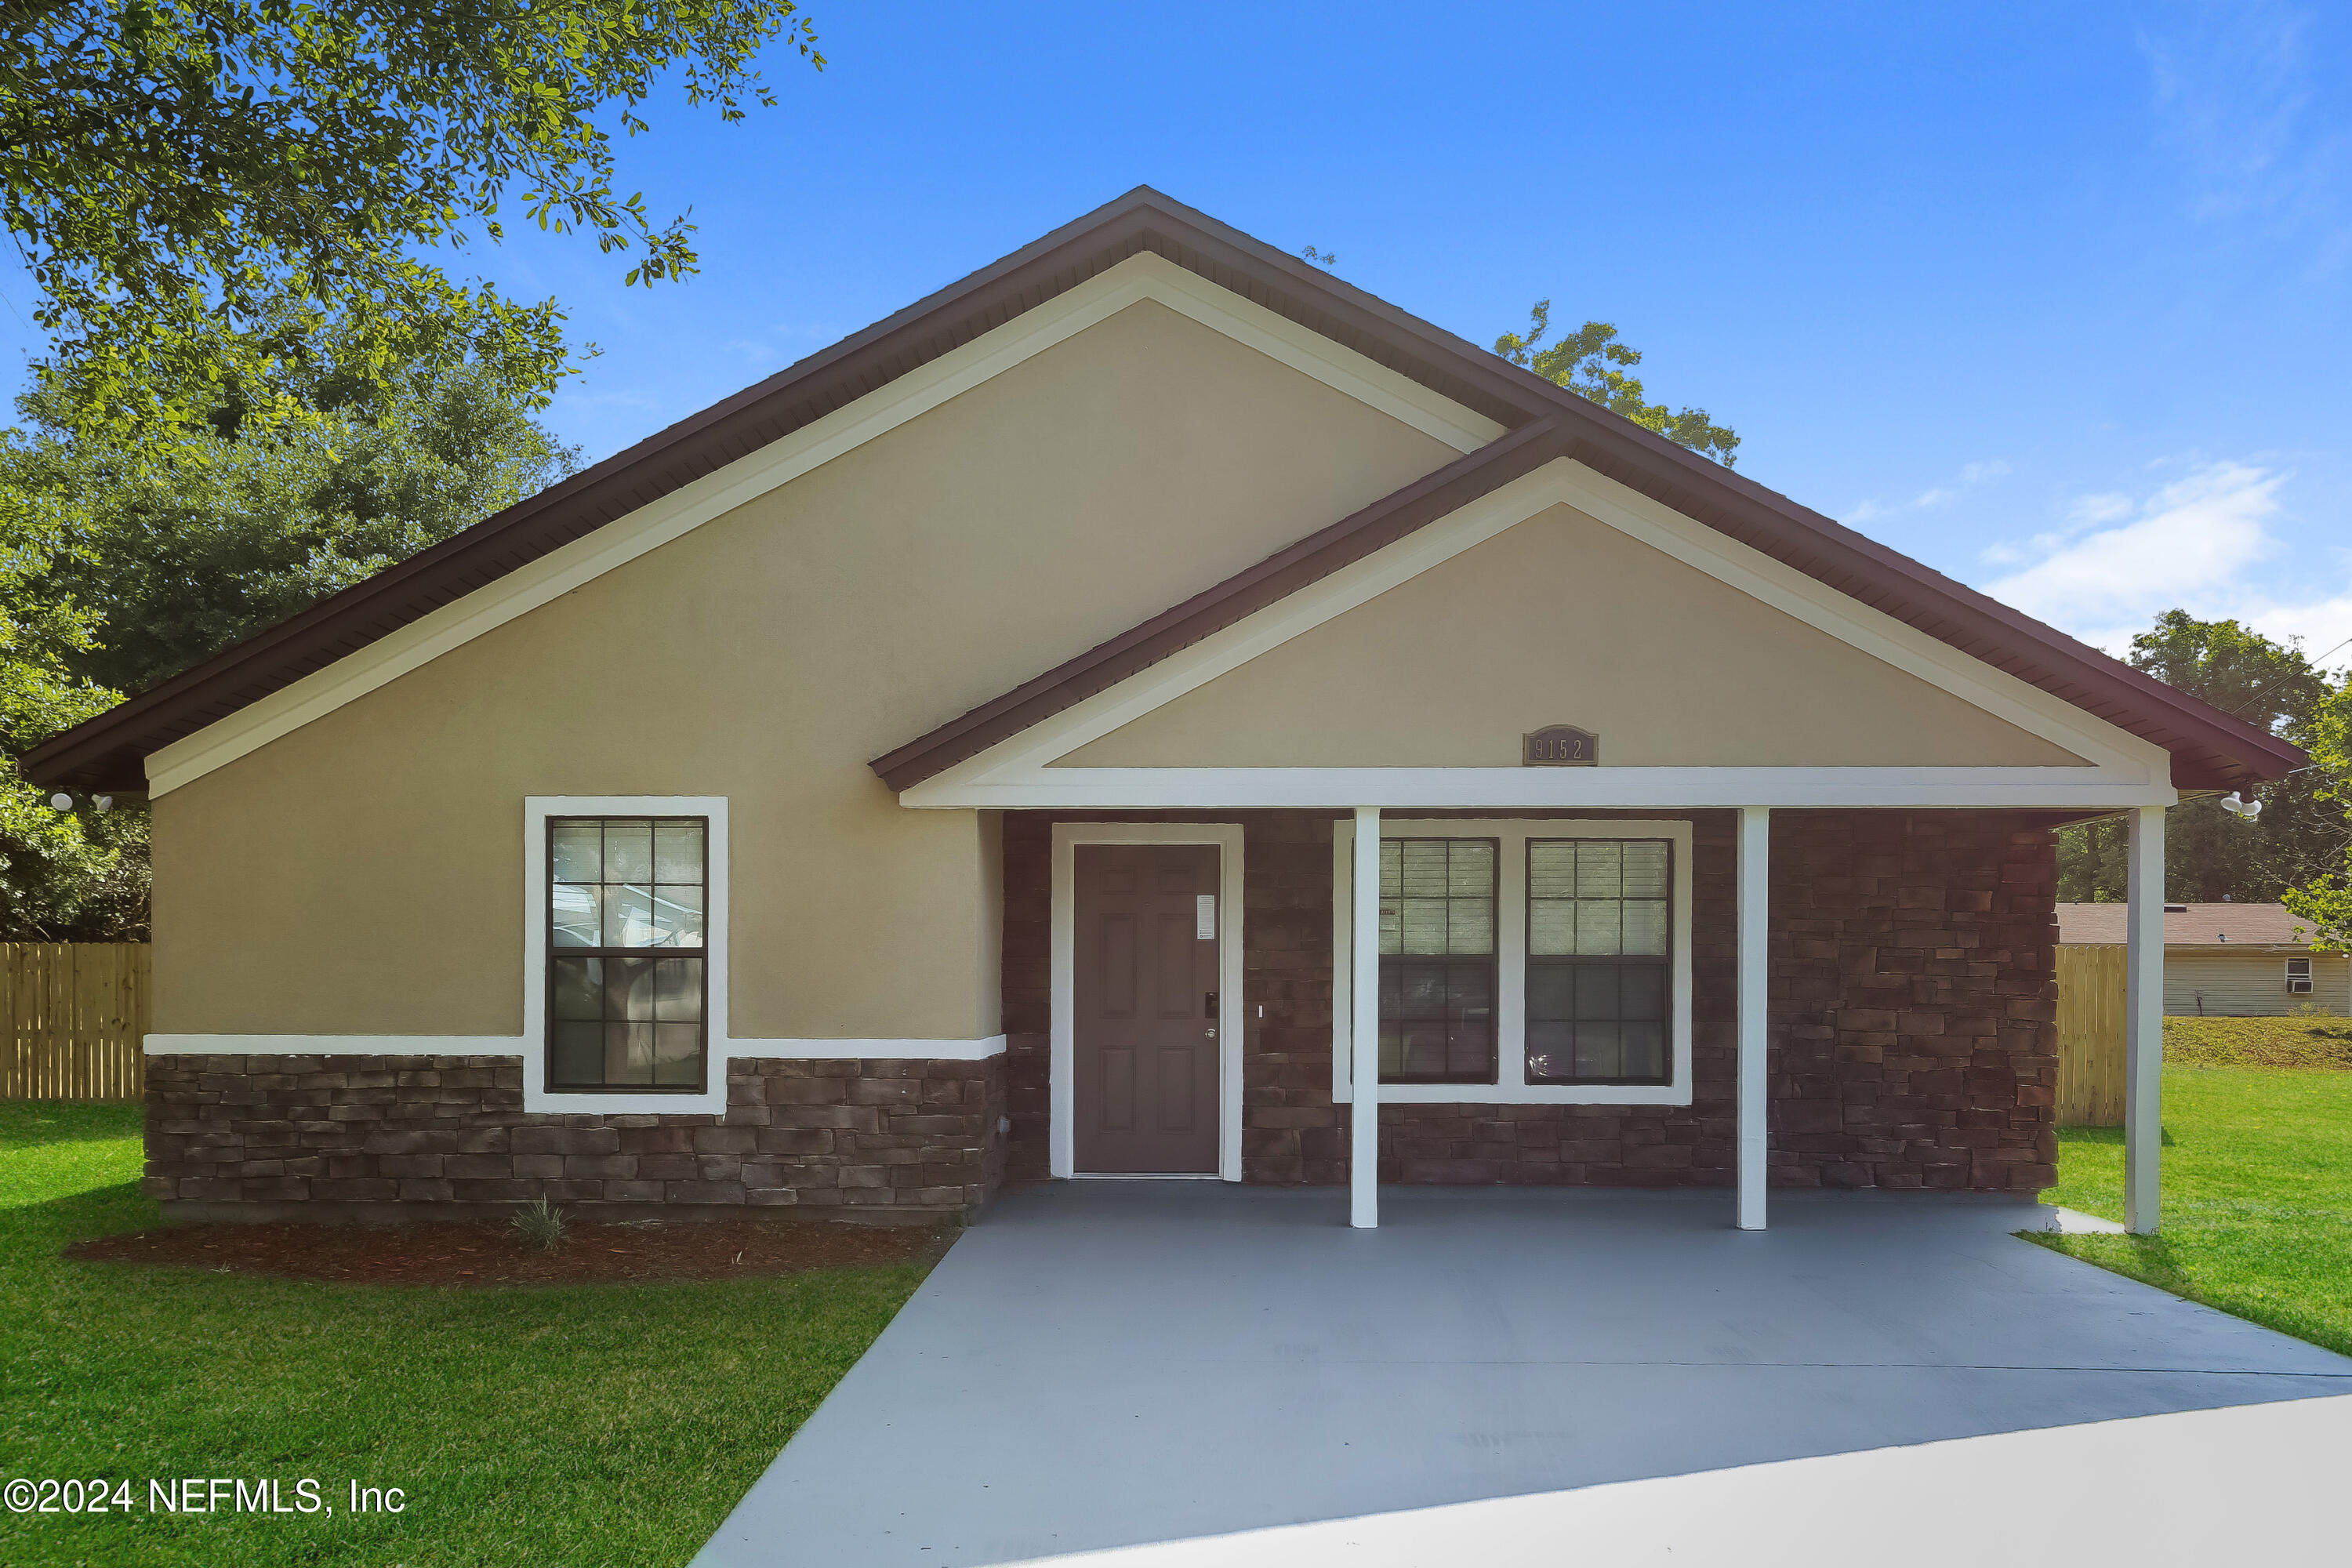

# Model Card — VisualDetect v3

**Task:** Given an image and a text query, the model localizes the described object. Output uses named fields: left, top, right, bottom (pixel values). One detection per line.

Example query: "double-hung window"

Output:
left=1338, top=818, right=1693, bottom=1105
left=546, top=816, right=709, bottom=1092
left=1526, top=839, right=1671, bottom=1084
left=1378, top=839, right=1498, bottom=1083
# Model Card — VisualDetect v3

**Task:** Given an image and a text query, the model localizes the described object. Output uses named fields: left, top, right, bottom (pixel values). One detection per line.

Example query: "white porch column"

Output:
left=2125, top=804, right=2167, bottom=1234
left=1351, top=806, right=1381, bottom=1229
left=1737, top=806, right=1770, bottom=1231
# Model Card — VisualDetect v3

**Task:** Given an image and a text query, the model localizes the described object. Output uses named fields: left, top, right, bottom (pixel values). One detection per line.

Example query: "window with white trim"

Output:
left=2287, top=956, right=2314, bottom=995
left=1336, top=818, right=1694, bottom=1106
left=1526, top=838, right=1673, bottom=1085
left=1379, top=838, right=1498, bottom=1083
left=547, top=816, right=708, bottom=1092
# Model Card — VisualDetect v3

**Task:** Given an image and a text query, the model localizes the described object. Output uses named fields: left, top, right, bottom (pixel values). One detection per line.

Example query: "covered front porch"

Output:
left=698, top=1181, right=2352, bottom=1566
left=992, top=804, right=2174, bottom=1233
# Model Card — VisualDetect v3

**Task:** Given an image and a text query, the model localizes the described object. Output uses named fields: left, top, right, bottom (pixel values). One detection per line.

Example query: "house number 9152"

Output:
left=1522, top=725, right=1599, bottom=766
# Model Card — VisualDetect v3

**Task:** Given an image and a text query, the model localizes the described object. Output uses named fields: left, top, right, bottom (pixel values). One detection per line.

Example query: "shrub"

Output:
left=510, top=1198, right=566, bottom=1252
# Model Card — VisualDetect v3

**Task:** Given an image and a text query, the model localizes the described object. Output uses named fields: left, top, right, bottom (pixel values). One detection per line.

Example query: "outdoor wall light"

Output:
left=45, top=792, right=113, bottom=812
left=2220, top=792, right=2263, bottom=820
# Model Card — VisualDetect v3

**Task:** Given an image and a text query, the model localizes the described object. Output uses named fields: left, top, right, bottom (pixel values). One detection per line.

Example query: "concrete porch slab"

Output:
left=696, top=1184, right=2352, bottom=1567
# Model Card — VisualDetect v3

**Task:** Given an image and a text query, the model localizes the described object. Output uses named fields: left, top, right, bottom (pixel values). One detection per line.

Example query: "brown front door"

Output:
left=1073, top=843, right=1221, bottom=1174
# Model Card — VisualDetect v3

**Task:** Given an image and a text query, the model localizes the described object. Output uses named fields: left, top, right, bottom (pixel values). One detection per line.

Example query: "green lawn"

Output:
left=0, top=1102, right=928, bottom=1566
left=2033, top=1065, right=2352, bottom=1359
left=2163, top=1013, right=2352, bottom=1071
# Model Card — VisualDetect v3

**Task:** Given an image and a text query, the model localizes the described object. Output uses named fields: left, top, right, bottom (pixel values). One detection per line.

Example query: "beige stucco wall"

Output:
left=2168, top=949, right=2350, bottom=1016
left=151, top=299, right=1466, bottom=1036
left=1055, top=503, right=2090, bottom=769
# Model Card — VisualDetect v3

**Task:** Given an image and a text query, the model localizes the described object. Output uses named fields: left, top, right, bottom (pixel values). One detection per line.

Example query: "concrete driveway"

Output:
left=696, top=1184, right=2352, bottom=1567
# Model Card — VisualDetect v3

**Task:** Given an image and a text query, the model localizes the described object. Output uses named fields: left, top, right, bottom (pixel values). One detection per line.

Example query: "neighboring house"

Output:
left=2057, top=902, right=2349, bottom=1017
left=24, top=189, right=2303, bottom=1232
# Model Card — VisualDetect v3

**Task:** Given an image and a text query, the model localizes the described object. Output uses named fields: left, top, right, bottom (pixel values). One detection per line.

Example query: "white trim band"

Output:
left=143, top=1034, right=1010, bottom=1062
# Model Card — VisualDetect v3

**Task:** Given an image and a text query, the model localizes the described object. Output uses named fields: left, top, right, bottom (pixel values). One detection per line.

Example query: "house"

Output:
left=24, top=189, right=2305, bottom=1236
left=2057, top=902, right=2347, bottom=1017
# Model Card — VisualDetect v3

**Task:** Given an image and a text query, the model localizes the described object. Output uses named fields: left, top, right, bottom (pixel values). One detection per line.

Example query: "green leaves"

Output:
left=1494, top=300, right=1740, bottom=466
left=0, top=341, right=579, bottom=937
left=2284, top=682, right=2352, bottom=953
left=1, top=0, right=824, bottom=441
left=2058, top=611, right=2352, bottom=918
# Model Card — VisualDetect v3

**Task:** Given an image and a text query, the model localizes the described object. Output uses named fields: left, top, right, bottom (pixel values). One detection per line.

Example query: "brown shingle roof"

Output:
left=22, top=187, right=2312, bottom=796
left=2056, top=902, right=2319, bottom=949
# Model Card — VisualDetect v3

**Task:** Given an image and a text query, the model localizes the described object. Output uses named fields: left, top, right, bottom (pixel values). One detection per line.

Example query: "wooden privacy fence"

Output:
left=2056, top=943, right=2127, bottom=1127
left=0, top=943, right=150, bottom=1102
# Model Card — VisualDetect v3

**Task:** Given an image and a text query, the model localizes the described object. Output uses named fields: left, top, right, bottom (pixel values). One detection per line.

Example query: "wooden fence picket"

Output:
left=0, top=943, right=149, bottom=1102
left=2055, top=943, right=2127, bottom=1127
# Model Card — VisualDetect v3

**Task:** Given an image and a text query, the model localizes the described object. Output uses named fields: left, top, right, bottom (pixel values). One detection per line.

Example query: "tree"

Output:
left=0, top=485, right=140, bottom=938
left=2284, top=682, right=2352, bottom=951
left=0, top=347, right=580, bottom=936
left=1494, top=303, right=1740, bottom=465
left=13, top=362, right=579, bottom=697
left=2, top=0, right=822, bottom=439
left=2056, top=611, right=2350, bottom=903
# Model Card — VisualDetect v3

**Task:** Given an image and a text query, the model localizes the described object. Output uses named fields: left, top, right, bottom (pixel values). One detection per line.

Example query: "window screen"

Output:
left=1377, top=838, right=1497, bottom=1084
left=547, top=817, right=707, bottom=1092
left=1526, top=839, right=1671, bottom=1084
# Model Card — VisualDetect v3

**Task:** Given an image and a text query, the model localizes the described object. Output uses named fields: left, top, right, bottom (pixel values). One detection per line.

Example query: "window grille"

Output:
left=546, top=817, right=708, bottom=1091
left=1525, top=839, right=1672, bottom=1084
left=1377, top=838, right=1498, bottom=1083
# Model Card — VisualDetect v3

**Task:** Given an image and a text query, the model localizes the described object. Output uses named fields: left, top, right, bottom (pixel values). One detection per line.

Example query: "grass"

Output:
left=0, top=1102, right=930, bottom=1566
left=2164, top=1013, right=2352, bottom=1071
left=2032, top=1065, right=2352, bottom=1359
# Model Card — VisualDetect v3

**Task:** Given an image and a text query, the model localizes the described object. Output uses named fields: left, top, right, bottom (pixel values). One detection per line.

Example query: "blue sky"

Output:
left=13, top=2, right=2352, bottom=664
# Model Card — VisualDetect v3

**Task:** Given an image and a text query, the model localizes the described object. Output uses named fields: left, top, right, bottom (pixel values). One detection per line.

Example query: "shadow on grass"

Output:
left=2056, top=1123, right=2176, bottom=1146
left=5, top=1179, right=157, bottom=1247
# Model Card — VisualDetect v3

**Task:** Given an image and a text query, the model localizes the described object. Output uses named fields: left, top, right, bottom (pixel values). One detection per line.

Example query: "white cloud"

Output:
left=2140, top=2, right=2352, bottom=271
left=1848, top=458, right=2010, bottom=528
left=1977, top=459, right=2352, bottom=659
left=2068, top=492, right=2135, bottom=526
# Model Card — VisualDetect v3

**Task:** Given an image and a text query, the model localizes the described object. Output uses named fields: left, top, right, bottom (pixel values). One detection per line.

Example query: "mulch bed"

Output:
left=67, top=1215, right=957, bottom=1288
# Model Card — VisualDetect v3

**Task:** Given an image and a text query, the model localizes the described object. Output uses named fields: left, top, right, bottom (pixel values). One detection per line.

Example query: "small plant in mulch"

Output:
left=510, top=1198, right=568, bottom=1252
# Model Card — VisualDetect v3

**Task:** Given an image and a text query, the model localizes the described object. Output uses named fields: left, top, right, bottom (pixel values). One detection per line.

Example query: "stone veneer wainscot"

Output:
left=144, top=1054, right=1005, bottom=1221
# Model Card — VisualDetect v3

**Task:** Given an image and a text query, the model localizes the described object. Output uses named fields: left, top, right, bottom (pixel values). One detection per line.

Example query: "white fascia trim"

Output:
left=901, top=456, right=2177, bottom=810
left=143, top=1035, right=525, bottom=1056
left=913, top=768, right=2178, bottom=811
left=143, top=1034, right=1007, bottom=1062
left=739, top=1035, right=1009, bottom=1061
left=1049, top=822, right=1247, bottom=1181
left=524, top=795, right=731, bottom=1115
left=140, top=253, right=1504, bottom=800
left=1332, top=818, right=1696, bottom=1107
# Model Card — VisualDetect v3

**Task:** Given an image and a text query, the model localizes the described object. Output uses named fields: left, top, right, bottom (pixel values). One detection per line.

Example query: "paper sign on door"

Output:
left=1196, top=895, right=1216, bottom=940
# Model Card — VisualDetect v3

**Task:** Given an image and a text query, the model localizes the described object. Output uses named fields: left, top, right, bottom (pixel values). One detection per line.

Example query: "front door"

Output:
left=1073, top=843, right=1221, bottom=1174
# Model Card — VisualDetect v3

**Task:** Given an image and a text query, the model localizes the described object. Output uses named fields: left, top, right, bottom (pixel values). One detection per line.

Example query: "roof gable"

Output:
left=1054, top=500, right=2092, bottom=771
left=23, top=186, right=2310, bottom=795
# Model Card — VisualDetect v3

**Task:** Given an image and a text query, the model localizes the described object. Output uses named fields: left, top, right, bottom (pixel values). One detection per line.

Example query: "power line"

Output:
left=2215, top=630, right=2352, bottom=721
